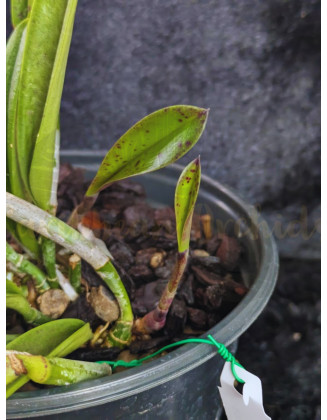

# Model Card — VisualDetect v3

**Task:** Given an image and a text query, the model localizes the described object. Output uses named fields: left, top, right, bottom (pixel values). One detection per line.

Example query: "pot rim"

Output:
left=7, top=152, right=279, bottom=418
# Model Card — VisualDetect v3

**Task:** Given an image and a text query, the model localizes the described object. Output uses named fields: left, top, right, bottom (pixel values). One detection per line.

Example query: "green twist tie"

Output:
left=97, top=334, right=245, bottom=384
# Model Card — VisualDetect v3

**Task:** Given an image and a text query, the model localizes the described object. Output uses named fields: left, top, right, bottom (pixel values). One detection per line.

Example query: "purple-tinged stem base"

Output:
left=134, top=250, right=188, bottom=335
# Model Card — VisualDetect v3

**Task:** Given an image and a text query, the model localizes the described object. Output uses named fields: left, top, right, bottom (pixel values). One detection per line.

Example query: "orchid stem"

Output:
left=41, top=237, right=60, bottom=288
left=6, top=242, right=50, bottom=293
left=6, top=293, right=52, bottom=325
left=68, top=254, right=82, bottom=293
left=6, top=192, right=133, bottom=346
left=134, top=250, right=188, bottom=334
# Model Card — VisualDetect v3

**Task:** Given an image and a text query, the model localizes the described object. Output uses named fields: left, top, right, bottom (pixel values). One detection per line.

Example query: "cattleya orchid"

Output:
left=6, top=0, right=208, bottom=396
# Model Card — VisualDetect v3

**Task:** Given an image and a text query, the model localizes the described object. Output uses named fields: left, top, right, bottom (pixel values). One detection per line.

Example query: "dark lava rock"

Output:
left=187, top=307, right=207, bottom=330
left=109, top=241, right=135, bottom=270
left=61, top=295, right=101, bottom=329
left=129, top=336, right=170, bottom=355
left=123, top=204, right=155, bottom=239
left=128, top=264, right=154, bottom=285
left=135, top=248, right=159, bottom=266
left=165, top=299, right=187, bottom=337
left=216, top=234, right=242, bottom=270
left=154, top=207, right=176, bottom=233
left=177, top=274, right=195, bottom=306
left=68, top=347, right=121, bottom=362
left=132, top=279, right=167, bottom=316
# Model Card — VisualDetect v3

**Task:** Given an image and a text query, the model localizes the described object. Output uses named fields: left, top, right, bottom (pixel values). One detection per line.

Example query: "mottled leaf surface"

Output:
left=10, top=0, right=28, bottom=28
left=175, top=157, right=201, bottom=253
left=86, top=105, right=208, bottom=196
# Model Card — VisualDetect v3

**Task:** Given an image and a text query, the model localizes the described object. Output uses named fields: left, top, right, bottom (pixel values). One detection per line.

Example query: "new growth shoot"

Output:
left=134, top=157, right=201, bottom=334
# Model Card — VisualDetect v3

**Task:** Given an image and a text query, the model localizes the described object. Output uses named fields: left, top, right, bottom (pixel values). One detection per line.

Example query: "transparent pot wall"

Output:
left=7, top=152, right=278, bottom=419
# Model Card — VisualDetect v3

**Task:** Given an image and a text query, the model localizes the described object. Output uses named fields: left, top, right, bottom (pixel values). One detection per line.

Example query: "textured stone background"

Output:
left=7, top=0, right=321, bottom=258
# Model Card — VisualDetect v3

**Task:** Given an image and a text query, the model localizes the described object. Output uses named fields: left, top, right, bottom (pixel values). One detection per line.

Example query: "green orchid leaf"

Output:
left=6, top=19, right=26, bottom=197
left=6, top=294, right=52, bottom=326
left=10, top=0, right=28, bottom=28
left=28, top=0, right=34, bottom=14
left=6, top=279, right=25, bottom=295
left=7, top=319, right=92, bottom=398
left=48, top=323, right=93, bottom=357
left=175, top=157, right=201, bottom=253
left=6, top=18, right=27, bottom=114
left=6, top=335, right=20, bottom=345
left=86, top=105, right=208, bottom=196
left=7, top=319, right=86, bottom=355
left=12, top=0, right=77, bottom=211
left=7, top=352, right=111, bottom=388
left=6, top=18, right=40, bottom=256
left=29, top=1, right=77, bottom=212
left=6, top=17, right=30, bottom=200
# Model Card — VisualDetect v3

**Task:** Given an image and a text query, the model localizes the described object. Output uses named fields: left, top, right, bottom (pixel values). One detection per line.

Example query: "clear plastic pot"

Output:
left=7, top=151, right=279, bottom=419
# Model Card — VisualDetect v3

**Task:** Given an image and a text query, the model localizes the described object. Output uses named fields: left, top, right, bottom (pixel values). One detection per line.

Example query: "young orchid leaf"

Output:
left=6, top=352, right=111, bottom=388
left=10, top=0, right=28, bottom=28
left=86, top=105, right=208, bottom=196
left=175, top=156, right=201, bottom=253
left=134, top=158, right=201, bottom=335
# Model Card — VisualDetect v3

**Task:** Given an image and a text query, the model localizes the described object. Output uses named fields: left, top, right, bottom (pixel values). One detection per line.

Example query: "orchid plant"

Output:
left=6, top=0, right=208, bottom=396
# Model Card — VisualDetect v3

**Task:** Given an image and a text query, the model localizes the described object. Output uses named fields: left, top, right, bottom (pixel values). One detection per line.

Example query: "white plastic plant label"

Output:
left=218, top=362, right=271, bottom=420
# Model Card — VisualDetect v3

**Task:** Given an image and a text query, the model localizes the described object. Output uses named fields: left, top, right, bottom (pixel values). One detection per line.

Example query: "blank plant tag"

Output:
left=218, top=362, right=271, bottom=420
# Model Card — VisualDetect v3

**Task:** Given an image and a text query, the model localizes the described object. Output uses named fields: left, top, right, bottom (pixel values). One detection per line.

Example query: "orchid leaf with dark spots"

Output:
left=86, top=105, right=208, bottom=196
left=10, top=0, right=28, bottom=28
left=133, top=158, right=201, bottom=334
left=175, top=157, right=201, bottom=253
